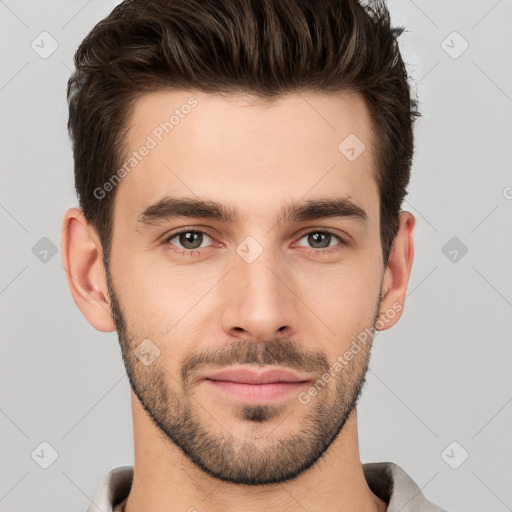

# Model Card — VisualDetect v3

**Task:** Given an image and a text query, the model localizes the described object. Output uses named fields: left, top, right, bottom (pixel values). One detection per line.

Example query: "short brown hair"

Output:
left=67, top=0, right=420, bottom=265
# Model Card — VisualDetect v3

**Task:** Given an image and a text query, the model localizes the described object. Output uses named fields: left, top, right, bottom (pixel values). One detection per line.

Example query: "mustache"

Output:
left=180, top=338, right=329, bottom=386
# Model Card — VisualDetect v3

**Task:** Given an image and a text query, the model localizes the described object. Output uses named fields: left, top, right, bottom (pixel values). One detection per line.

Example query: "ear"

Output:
left=60, top=208, right=116, bottom=332
left=377, top=211, right=415, bottom=331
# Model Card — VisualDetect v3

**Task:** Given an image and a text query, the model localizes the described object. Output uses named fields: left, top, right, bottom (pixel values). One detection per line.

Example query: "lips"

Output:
left=201, top=367, right=311, bottom=403
left=203, top=367, right=310, bottom=385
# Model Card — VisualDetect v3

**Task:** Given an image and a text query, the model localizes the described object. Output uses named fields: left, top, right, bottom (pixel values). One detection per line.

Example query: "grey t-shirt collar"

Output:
left=85, top=461, right=449, bottom=512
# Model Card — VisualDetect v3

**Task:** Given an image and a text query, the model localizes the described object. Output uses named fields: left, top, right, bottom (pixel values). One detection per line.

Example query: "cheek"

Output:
left=111, top=249, right=215, bottom=339
left=298, top=261, right=381, bottom=339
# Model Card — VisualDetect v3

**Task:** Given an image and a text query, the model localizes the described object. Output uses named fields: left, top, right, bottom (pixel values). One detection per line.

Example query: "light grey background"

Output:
left=1, top=1, right=511, bottom=511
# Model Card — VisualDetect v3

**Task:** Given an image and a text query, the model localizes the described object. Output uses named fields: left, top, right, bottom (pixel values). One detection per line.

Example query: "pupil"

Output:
left=310, top=232, right=330, bottom=248
left=181, top=231, right=201, bottom=249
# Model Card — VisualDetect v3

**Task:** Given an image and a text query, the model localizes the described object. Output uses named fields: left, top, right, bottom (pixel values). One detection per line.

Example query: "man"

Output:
left=61, top=0, right=450, bottom=510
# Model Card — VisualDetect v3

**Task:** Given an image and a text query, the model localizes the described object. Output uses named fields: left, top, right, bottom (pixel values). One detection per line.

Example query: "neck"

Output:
left=123, top=392, right=387, bottom=512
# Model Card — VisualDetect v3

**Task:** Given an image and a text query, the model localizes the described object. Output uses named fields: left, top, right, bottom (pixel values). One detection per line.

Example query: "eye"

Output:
left=164, top=229, right=213, bottom=254
left=162, top=228, right=346, bottom=258
left=294, top=230, right=346, bottom=254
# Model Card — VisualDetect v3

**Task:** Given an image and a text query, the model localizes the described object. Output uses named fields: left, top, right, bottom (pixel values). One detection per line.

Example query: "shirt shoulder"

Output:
left=84, top=466, right=133, bottom=512
left=363, top=461, right=452, bottom=512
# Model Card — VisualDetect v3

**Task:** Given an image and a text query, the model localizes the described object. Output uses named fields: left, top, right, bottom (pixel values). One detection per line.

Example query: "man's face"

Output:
left=106, top=90, right=385, bottom=485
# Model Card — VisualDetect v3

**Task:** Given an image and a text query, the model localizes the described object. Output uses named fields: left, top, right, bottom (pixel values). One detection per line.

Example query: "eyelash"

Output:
left=162, top=228, right=347, bottom=257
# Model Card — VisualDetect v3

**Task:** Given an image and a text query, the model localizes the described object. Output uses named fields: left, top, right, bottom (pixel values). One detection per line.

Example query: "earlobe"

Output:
left=60, top=208, right=116, bottom=332
left=377, top=211, right=415, bottom=331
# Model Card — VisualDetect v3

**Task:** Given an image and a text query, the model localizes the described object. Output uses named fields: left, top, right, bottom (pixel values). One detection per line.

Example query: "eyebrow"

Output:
left=136, top=196, right=368, bottom=230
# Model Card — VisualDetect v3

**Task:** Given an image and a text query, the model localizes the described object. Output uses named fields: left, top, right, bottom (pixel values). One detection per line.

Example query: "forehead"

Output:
left=114, top=89, right=379, bottom=228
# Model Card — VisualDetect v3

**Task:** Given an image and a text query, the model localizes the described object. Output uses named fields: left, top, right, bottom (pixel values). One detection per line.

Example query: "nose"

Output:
left=219, top=247, right=299, bottom=343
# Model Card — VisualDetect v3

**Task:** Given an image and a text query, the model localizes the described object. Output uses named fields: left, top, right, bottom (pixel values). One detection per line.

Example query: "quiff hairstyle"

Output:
left=67, top=0, right=420, bottom=265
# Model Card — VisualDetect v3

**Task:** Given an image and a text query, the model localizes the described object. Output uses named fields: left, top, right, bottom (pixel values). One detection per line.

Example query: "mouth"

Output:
left=201, top=367, right=311, bottom=403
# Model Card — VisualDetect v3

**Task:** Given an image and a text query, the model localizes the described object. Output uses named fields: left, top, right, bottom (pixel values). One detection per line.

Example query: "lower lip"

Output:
left=204, top=379, right=309, bottom=403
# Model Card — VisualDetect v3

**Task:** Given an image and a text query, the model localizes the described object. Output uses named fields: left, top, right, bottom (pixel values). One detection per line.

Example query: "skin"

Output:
left=61, top=89, right=415, bottom=512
